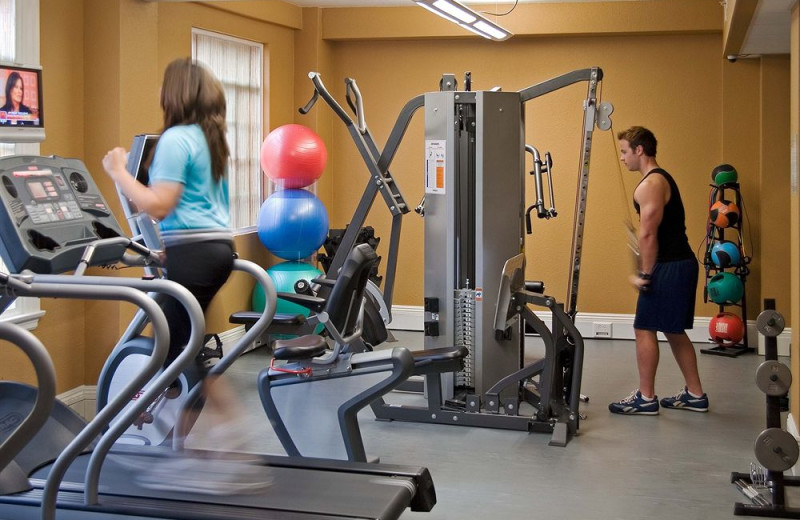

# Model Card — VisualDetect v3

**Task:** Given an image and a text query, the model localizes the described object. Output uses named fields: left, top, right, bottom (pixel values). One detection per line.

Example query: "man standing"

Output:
left=608, top=126, right=708, bottom=415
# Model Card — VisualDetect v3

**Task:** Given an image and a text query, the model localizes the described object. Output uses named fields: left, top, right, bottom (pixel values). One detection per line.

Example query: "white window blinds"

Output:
left=192, top=29, right=264, bottom=230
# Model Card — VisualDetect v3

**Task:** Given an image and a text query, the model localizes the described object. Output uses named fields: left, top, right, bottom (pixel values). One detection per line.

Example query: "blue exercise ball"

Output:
left=710, top=241, right=741, bottom=269
left=257, top=189, right=329, bottom=260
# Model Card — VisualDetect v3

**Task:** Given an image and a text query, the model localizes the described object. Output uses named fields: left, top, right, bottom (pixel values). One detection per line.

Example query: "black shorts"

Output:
left=633, top=257, right=699, bottom=334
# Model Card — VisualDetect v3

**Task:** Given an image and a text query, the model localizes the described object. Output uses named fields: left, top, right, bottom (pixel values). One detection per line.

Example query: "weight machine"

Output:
left=296, top=68, right=612, bottom=445
left=362, top=69, right=612, bottom=446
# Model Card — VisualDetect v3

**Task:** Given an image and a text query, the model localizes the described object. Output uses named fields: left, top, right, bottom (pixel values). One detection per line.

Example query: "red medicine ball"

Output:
left=708, top=312, right=745, bottom=347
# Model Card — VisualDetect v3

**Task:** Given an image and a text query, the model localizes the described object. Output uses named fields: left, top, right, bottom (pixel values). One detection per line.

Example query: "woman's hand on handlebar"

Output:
left=102, top=147, right=130, bottom=184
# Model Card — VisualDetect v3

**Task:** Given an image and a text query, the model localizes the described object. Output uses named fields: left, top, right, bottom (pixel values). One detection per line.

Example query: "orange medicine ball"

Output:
left=709, top=200, right=740, bottom=228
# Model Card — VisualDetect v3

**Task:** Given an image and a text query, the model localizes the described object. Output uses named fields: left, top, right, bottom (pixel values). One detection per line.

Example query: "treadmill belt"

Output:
left=25, top=451, right=419, bottom=520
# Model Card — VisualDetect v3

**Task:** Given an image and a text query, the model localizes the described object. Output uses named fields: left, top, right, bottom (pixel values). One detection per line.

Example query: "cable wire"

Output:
left=480, top=0, right=519, bottom=17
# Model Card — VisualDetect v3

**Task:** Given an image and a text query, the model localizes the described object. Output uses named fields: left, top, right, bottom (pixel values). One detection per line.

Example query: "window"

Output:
left=0, top=0, right=43, bottom=329
left=192, top=29, right=264, bottom=230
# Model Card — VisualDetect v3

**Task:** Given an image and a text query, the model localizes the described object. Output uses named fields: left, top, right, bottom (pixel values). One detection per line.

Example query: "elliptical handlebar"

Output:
left=344, top=78, right=367, bottom=134
left=300, top=72, right=359, bottom=131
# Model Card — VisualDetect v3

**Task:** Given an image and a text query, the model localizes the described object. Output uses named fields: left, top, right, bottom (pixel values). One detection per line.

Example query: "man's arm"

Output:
left=631, top=178, right=666, bottom=288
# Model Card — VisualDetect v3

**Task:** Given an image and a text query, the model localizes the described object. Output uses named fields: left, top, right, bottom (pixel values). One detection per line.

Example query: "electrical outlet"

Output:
left=593, top=322, right=612, bottom=338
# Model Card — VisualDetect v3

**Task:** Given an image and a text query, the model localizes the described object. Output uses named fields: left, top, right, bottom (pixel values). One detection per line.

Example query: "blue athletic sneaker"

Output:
left=608, top=390, right=660, bottom=415
left=660, top=387, right=709, bottom=412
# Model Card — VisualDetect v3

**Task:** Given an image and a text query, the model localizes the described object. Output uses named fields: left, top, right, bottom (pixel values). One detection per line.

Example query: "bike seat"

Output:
left=273, top=334, right=329, bottom=360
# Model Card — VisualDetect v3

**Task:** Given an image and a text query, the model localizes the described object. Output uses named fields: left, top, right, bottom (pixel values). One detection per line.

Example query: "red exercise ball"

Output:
left=708, top=312, right=745, bottom=347
left=260, top=124, right=327, bottom=189
left=709, top=200, right=740, bottom=228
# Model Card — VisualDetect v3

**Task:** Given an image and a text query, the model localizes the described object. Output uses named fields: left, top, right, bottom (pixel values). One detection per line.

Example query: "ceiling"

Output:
left=283, top=0, right=793, bottom=55
left=287, top=0, right=631, bottom=5
left=739, top=0, right=793, bottom=56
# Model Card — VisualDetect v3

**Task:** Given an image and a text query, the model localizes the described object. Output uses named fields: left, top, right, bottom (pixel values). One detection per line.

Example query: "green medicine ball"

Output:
left=707, top=272, right=744, bottom=305
left=711, top=163, right=738, bottom=187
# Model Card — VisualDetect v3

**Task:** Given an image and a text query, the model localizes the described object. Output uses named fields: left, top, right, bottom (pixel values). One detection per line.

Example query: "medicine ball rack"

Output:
left=731, top=299, right=800, bottom=517
left=701, top=174, right=752, bottom=357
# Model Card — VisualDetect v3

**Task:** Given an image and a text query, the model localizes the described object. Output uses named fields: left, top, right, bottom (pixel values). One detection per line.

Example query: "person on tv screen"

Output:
left=0, top=71, right=34, bottom=125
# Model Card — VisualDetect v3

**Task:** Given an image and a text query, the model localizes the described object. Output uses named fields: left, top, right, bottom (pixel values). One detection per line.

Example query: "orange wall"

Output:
left=3, top=0, right=91, bottom=392
left=312, top=0, right=788, bottom=322
left=15, top=0, right=294, bottom=391
left=759, top=56, right=792, bottom=316
left=790, top=3, right=799, bottom=422
left=323, top=33, right=753, bottom=316
left=7, top=0, right=792, bottom=392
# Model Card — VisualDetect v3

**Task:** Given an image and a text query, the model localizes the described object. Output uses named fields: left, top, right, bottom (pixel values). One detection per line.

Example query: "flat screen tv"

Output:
left=0, top=62, right=44, bottom=143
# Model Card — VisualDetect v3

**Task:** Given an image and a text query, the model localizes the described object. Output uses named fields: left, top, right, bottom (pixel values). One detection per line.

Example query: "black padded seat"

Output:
left=272, top=335, right=329, bottom=360
left=409, top=346, right=469, bottom=375
left=525, top=280, right=545, bottom=294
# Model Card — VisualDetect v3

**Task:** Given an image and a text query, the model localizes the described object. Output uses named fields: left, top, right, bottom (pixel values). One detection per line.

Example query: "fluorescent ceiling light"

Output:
left=416, top=1, right=461, bottom=24
left=432, top=0, right=476, bottom=23
left=414, top=0, right=512, bottom=41
left=473, top=20, right=508, bottom=40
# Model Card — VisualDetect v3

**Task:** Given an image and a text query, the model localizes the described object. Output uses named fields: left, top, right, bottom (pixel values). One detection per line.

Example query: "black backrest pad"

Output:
left=325, top=243, right=378, bottom=337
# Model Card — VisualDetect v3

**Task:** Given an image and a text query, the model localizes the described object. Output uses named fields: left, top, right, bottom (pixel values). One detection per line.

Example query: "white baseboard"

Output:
left=217, top=324, right=248, bottom=351
left=787, top=413, right=800, bottom=476
left=387, top=305, right=787, bottom=349
left=758, top=332, right=793, bottom=357
left=57, top=385, right=96, bottom=421
left=389, top=305, right=425, bottom=332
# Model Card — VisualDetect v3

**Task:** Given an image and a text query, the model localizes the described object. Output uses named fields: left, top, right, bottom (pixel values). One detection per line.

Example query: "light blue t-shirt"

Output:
left=149, top=124, right=230, bottom=232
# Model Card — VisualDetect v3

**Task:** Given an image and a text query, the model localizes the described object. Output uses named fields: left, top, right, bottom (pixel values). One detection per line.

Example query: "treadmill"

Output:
left=0, top=154, right=436, bottom=520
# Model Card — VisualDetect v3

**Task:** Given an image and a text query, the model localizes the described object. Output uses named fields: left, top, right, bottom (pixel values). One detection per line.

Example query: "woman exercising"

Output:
left=103, top=58, right=270, bottom=494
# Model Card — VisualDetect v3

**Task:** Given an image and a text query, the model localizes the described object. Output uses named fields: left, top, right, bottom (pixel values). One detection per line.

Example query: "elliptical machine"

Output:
left=94, top=133, right=277, bottom=446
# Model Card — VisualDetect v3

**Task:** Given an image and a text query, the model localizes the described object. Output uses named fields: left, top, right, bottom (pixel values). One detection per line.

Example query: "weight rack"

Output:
left=732, top=298, right=800, bottom=517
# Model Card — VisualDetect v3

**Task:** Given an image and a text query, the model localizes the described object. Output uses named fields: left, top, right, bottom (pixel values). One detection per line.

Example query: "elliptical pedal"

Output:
left=199, top=333, right=224, bottom=366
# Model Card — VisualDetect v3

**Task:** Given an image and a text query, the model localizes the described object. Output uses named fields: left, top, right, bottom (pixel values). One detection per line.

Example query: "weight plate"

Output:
left=754, top=428, right=799, bottom=472
left=755, top=360, right=792, bottom=396
left=756, top=310, right=785, bottom=337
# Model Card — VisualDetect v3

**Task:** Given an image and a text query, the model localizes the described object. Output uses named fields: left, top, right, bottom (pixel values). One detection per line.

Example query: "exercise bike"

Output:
left=257, top=243, right=463, bottom=463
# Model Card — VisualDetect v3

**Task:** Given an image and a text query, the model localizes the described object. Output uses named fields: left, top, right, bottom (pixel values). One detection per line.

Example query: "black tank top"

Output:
left=633, top=168, right=694, bottom=262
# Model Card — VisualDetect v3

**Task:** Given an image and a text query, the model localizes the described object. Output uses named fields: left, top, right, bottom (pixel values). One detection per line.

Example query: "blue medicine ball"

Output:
left=257, top=189, right=329, bottom=261
left=710, top=241, right=741, bottom=269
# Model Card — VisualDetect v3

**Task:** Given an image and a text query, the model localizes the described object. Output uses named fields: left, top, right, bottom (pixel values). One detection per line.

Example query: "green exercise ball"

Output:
left=707, top=272, right=744, bottom=305
left=252, top=261, right=323, bottom=316
left=711, top=164, right=738, bottom=187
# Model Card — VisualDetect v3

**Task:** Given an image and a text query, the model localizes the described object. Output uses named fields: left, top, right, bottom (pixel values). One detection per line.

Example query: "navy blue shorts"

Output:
left=634, top=257, right=699, bottom=334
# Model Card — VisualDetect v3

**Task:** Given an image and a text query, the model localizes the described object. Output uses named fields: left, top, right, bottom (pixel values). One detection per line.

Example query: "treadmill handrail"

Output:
left=0, top=322, right=56, bottom=483
left=1, top=280, right=175, bottom=520
left=28, top=274, right=206, bottom=508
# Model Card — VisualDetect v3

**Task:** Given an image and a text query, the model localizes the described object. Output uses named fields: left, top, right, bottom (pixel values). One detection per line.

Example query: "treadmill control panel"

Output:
left=0, top=155, right=125, bottom=274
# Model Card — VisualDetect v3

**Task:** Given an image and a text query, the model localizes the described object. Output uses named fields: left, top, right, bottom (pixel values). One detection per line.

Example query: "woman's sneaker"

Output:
left=135, top=454, right=273, bottom=495
left=660, top=387, right=709, bottom=412
left=608, top=389, right=660, bottom=415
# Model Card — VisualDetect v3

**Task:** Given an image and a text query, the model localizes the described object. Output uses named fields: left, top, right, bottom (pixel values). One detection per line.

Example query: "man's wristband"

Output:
left=638, top=271, right=652, bottom=281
